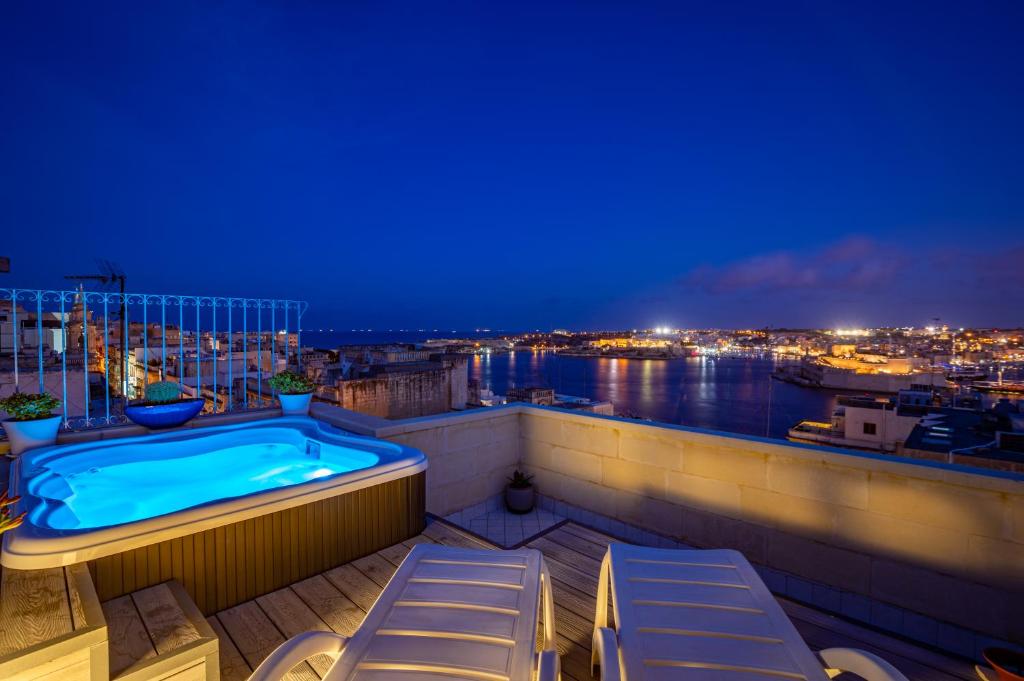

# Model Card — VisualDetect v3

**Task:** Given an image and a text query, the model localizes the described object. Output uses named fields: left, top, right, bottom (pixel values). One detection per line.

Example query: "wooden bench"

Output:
left=102, top=581, right=219, bottom=681
left=0, top=563, right=109, bottom=681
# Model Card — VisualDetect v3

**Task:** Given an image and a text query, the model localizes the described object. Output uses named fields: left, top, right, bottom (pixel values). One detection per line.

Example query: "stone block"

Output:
left=520, top=413, right=564, bottom=446
left=681, top=445, right=767, bottom=487
left=868, top=473, right=1007, bottom=536
left=902, top=611, right=939, bottom=646
left=833, top=507, right=969, bottom=576
left=840, top=591, right=871, bottom=622
left=766, top=531, right=870, bottom=593
left=966, top=534, right=1024, bottom=589
left=442, top=418, right=493, bottom=452
left=388, top=427, right=441, bottom=455
left=562, top=475, right=614, bottom=511
left=937, top=622, right=976, bottom=658
left=603, top=458, right=666, bottom=499
left=870, top=601, right=904, bottom=634
left=559, top=418, right=620, bottom=458
left=766, top=458, right=868, bottom=509
left=811, top=584, right=842, bottom=613
left=740, top=487, right=835, bottom=541
left=522, top=438, right=554, bottom=471
left=869, top=559, right=955, bottom=620
left=682, top=508, right=768, bottom=563
left=549, top=445, right=603, bottom=483
left=664, top=471, right=742, bottom=520
left=618, top=432, right=684, bottom=470
left=786, top=576, right=813, bottom=604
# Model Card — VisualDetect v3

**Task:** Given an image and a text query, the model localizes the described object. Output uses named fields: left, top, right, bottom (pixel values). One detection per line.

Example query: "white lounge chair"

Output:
left=248, top=543, right=559, bottom=681
left=592, top=543, right=910, bottom=681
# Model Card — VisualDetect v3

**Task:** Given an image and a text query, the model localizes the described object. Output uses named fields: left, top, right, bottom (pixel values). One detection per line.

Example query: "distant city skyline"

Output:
left=3, top=2, right=1022, bottom=328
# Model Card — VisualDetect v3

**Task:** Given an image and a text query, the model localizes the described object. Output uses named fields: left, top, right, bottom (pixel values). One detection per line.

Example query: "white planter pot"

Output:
left=3, top=415, right=62, bottom=456
left=278, top=393, right=312, bottom=416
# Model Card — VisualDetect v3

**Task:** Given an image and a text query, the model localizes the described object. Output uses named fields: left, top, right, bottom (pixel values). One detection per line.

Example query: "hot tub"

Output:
left=2, top=416, right=427, bottom=613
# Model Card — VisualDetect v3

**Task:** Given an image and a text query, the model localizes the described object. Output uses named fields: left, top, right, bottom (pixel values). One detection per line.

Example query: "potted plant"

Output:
left=125, top=381, right=204, bottom=429
left=0, top=491, right=26, bottom=536
left=984, top=648, right=1024, bottom=681
left=0, top=392, right=61, bottom=456
left=505, top=469, right=536, bottom=514
left=269, top=371, right=315, bottom=415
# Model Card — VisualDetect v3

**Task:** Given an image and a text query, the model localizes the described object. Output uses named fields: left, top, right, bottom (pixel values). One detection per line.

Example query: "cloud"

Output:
left=685, top=236, right=905, bottom=294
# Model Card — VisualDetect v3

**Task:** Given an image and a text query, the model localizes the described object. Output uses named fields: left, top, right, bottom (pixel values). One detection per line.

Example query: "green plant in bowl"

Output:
left=144, top=380, right=184, bottom=404
left=268, top=371, right=314, bottom=395
left=0, top=392, right=60, bottom=421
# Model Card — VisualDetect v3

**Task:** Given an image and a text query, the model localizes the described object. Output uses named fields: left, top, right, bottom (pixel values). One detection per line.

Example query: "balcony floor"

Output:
left=208, top=519, right=976, bottom=681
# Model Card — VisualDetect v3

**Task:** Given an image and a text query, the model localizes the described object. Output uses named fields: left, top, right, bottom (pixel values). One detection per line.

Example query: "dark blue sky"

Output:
left=2, top=2, right=1022, bottom=329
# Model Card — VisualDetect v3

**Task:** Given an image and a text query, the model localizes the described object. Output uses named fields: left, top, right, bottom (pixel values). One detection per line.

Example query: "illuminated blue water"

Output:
left=30, top=440, right=376, bottom=530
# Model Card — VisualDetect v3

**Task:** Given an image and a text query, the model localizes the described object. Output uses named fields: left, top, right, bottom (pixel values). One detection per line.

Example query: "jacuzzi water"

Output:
left=21, top=422, right=380, bottom=531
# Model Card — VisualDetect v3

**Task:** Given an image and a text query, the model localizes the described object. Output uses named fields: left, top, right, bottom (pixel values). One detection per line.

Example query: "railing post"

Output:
left=212, top=302, right=218, bottom=412
left=12, top=289, right=18, bottom=388
left=60, top=293, right=68, bottom=426
left=36, top=293, right=44, bottom=394
left=227, top=298, right=233, bottom=411
left=103, top=294, right=110, bottom=423
left=242, top=299, right=248, bottom=410
left=161, top=296, right=167, bottom=380
left=83, top=293, right=89, bottom=425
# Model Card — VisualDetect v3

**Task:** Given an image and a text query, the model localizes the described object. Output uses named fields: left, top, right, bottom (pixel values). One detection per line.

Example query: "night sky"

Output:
left=2, top=2, right=1022, bottom=330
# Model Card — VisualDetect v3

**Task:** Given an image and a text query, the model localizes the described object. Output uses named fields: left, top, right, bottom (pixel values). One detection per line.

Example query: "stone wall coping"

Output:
left=514, top=404, right=1024, bottom=494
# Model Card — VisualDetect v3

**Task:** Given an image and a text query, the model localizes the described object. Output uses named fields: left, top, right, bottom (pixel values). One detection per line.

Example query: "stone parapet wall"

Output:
left=517, top=405, right=1023, bottom=645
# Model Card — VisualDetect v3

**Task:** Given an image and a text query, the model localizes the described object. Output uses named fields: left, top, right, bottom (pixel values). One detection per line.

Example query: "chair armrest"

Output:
left=819, top=647, right=910, bottom=681
left=248, top=631, right=349, bottom=681
left=537, top=648, right=560, bottom=681
left=591, top=626, right=620, bottom=681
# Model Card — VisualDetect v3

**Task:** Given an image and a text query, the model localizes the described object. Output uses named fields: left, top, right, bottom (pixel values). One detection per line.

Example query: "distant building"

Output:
left=320, top=354, right=468, bottom=419
left=506, top=386, right=555, bottom=406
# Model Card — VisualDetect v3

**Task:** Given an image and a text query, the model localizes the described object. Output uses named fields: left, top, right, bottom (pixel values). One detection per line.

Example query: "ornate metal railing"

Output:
left=0, top=288, right=307, bottom=430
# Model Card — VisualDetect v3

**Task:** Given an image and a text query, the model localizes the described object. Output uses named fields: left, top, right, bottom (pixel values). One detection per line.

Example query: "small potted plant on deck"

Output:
left=0, top=392, right=62, bottom=456
left=125, top=381, right=204, bottom=429
left=505, top=469, right=536, bottom=514
left=0, top=491, right=26, bottom=536
left=269, top=370, right=315, bottom=415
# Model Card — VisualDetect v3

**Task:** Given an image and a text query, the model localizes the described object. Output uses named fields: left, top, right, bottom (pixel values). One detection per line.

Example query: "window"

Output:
left=863, top=422, right=877, bottom=435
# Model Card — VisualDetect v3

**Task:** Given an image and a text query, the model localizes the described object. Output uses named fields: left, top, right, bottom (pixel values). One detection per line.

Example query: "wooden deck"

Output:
left=208, top=520, right=977, bottom=681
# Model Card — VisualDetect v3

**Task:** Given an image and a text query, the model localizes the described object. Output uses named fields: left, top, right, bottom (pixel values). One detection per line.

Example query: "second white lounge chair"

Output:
left=248, top=543, right=559, bottom=681
left=592, top=543, right=910, bottom=681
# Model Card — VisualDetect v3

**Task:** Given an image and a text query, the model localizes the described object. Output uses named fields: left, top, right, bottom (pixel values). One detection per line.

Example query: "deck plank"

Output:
left=291, top=575, right=365, bottom=636
left=208, top=615, right=252, bottom=681
left=216, top=601, right=319, bottom=681
left=322, top=564, right=382, bottom=612
left=132, top=583, right=202, bottom=655
left=422, top=519, right=496, bottom=549
left=257, top=588, right=335, bottom=677
left=781, top=598, right=976, bottom=681
left=0, top=567, right=74, bottom=656
left=543, top=526, right=609, bottom=561
left=376, top=541, right=413, bottom=567
left=557, top=522, right=619, bottom=547
left=102, top=595, right=158, bottom=677
left=350, top=552, right=398, bottom=589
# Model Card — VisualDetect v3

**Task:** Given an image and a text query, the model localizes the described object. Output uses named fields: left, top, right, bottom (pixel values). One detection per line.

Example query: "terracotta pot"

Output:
left=3, top=415, right=62, bottom=456
left=984, top=648, right=1024, bottom=681
left=279, top=393, right=312, bottom=416
left=505, top=485, right=535, bottom=514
